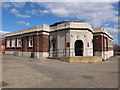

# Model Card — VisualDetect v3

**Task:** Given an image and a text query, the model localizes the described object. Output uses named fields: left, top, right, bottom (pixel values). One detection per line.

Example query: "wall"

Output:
left=49, top=30, right=70, bottom=57
left=5, top=32, right=49, bottom=58
left=49, top=29, right=93, bottom=57
left=93, top=33, right=113, bottom=59
left=70, top=30, right=93, bottom=56
left=0, top=45, right=5, bottom=52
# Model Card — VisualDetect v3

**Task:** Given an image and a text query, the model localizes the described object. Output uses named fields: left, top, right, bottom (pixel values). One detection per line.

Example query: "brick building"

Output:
left=5, top=20, right=113, bottom=59
left=93, top=28, right=113, bottom=59
left=0, top=38, right=5, bottom=53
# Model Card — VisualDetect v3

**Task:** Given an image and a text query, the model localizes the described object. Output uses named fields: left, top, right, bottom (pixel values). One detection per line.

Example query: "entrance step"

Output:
left=48, top=56, right=102, bottom=63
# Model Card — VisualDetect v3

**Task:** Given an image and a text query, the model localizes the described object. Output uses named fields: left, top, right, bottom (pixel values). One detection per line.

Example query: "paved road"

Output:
left=2, top=54, right=119, bottom=88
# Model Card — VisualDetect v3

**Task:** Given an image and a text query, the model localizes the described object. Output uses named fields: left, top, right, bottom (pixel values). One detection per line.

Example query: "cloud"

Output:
left=10, top=8, right=19, bottom=14
left=36, top=9, right=49, bottom=14
left=104, top=25, right=118, bottom=44
left=3, top=0, right=37, bottom=2
left=25, top=10, right=30, bottom=14
left=17, top=21, right=31, bottom=26
left=30, top=3, right=35, bottom=8
left=25, top=9, right=38, bottom=14
left=2, top=2, right=25, bottom=9
left=0, top=30, right=10, bottom=38
left=11, top=2, right=25, bottom=8
left=0, top=30, right=9, bottom=34
left=2, top=3, right=11, bottom=8
left=2, top=0, right=119, bottom=2
left=118, top=25, right=120, bottom=28
left=104, top=26, right=118, bottom=44
left=41, top=10, right=49, bottom=14
left=16, top=14, right=30, bottom=18
left=37, top=2, right=118, bottom=43
left=38, top=2, right=118, bottom=28
left=10, top=8, right=30, bottom=18
left=105, top=27, right=118, bottom=36
left=25, top=9, right=49, bottom=15
left=31, top=9, right=38, bottom=15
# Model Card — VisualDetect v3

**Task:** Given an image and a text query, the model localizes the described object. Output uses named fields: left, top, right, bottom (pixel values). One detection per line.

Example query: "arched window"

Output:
left=52, top=38, right=56, bottom=51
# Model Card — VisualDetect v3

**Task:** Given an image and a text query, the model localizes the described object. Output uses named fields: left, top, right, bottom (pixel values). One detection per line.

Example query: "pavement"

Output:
left=1, top=54, right=119, bottom=88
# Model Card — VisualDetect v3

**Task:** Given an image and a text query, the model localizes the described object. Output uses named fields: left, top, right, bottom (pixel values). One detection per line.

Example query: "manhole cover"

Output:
left=82, top=75, right=94, bottom=79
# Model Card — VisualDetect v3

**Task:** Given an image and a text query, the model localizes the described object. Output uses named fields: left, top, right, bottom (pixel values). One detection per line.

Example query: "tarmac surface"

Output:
left=2, top=54, right=119, bottom=88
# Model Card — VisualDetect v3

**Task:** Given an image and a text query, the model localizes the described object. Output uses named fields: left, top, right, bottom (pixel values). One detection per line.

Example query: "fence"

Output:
left=49, top=48, right=93, bottom=57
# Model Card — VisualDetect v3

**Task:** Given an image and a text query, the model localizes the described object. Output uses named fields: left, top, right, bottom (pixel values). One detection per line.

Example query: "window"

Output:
left=17, top=38, right=22, bottom=47
left=6, top=39, right=10, bottom=47
left=52, top=38, right=56, bottom=51
left=104, top=38, right=107, bottom=48
left=28, top=36, right=33, bottom=47
left=12, top=39, right=15, bottom=47
left=108, top=40, right=113, bottom=47
left=87, top=42, right=89, bottom=47
left=53, top=43, right=56, bottom=51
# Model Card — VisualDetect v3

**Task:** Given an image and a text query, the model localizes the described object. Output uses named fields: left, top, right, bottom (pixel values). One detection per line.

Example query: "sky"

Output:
left=1, top=1, right=119, bottom=44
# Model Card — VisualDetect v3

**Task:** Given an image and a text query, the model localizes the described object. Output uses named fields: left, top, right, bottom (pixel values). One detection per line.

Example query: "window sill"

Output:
left=6, top=47, right=10, bottom=49
left=11, top=47, right=16, bottom=49
left=28, top=47, right=33, bottom=49
left=16, top=47, right=22, bottom=49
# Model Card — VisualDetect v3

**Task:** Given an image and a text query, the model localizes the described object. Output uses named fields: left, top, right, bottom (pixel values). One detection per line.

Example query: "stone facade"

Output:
left=49, top=21, right=93, bottom=57
left=5, top=20, right=113, bottom=59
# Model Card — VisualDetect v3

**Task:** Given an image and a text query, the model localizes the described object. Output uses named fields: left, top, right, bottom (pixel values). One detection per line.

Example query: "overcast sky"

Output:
left=1, top=1, right=119, bottom=44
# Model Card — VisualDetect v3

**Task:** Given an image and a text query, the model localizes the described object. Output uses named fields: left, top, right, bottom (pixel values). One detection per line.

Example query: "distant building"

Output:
left=0, top=38, right=5, bottom=53
left=5, top=20, right=113, bottom=59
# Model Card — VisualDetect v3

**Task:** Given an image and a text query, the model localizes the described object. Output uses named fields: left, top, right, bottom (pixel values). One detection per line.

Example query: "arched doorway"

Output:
left=75, top=40, right=83, bottom=56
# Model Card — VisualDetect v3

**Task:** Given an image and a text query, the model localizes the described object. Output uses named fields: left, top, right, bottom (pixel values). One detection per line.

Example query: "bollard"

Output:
left=31, top=52, right=35, bottom=58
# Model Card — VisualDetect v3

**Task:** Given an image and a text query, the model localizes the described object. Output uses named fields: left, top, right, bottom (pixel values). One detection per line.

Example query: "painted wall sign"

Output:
left=66, top=42, right=70, bottom=47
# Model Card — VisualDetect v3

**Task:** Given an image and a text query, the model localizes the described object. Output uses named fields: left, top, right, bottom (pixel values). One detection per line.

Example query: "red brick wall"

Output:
left=0, top=45, right=5, bottom=52
left=39, top=34, right=49, bottom=52
left=5, top=32, right=49, bottom=52
left=93, top=35, right=102, bottom=51
left=33, top=34, right=39, bottom=52
left=93, top=34, right=113, bottom=52
left=0, top=38, right=5, bottom=52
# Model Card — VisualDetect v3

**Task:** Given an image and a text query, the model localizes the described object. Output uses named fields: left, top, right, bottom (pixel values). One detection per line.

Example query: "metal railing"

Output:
left=49, top=48, right=93, bottom=57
